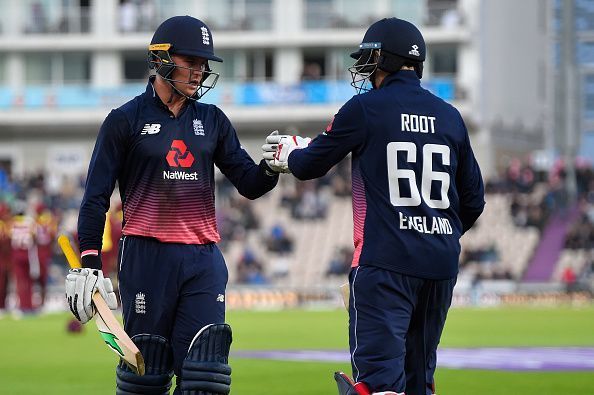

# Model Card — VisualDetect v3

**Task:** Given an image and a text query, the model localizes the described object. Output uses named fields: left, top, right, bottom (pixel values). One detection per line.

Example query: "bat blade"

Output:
left=58, top=234, right=145, bottom=375
left=93, top=293, right=145, bottom=375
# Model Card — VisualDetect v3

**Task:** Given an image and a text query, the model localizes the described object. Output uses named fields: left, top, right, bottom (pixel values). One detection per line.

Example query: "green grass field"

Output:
left=1, top=306, right=593, bottom=394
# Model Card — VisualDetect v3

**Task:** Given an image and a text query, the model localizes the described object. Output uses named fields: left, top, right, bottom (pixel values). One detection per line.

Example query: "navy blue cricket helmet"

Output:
left=349, top=17, right=426, bottom=93
left=148, top=15, right=222, bottom=100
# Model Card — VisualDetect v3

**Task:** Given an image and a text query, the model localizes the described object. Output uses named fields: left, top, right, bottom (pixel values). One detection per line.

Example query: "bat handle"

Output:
left=58, top=234, right=82, bottom=269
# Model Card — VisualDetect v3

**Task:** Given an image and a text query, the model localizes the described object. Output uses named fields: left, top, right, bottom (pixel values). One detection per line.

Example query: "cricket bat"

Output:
left=58, top=234, right=145, bottom=376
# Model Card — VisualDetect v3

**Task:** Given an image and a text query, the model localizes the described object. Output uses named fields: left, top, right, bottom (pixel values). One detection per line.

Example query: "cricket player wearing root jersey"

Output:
left=263, top=18, right=485, bottom=395
left=65, top=16, right=278, bottom=394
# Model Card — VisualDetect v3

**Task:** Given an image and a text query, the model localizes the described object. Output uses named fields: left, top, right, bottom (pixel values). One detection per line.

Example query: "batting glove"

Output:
left=262, top=131, right=311, bottom=173
left=261, top=130, right=288, bottom=173
left=65, top=268, right=117, bottom=324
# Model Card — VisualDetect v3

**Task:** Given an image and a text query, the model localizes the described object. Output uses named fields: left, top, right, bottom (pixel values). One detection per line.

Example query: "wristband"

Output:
left=81, top=253, right=102, bottom=270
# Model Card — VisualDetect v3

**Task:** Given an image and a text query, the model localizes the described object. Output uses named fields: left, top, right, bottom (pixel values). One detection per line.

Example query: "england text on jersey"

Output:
left=398, top=212, right=452, bottom=234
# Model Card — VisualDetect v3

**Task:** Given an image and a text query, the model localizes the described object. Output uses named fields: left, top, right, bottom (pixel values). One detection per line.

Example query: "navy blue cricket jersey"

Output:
left=78, top=77, right=278, bottom=253
left=289, top=70, right=485, bottom=280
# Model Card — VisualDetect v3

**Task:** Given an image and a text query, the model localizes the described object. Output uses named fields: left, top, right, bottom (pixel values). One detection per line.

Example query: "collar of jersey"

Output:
left=381, top=70, right=421, bottom=88
left=144, top=76, right=179, bottom=117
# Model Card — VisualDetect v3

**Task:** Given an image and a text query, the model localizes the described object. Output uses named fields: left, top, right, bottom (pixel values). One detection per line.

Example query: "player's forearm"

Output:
left=77, top=195, right=108, bottom=258
left=78, top=150, right=121, bottom=256
left=234, top=159, right=279, bottom=199
left=77, top=214, right=105, bottom=254
left=288, top=148, right=333, bottom=180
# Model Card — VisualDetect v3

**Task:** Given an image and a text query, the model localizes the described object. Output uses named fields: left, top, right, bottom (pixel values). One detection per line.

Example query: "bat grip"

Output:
left=58, top=234, right=82, bottom=269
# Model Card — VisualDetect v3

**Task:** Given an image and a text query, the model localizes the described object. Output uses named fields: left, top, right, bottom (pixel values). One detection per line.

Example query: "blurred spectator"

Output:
left=505, top=159, right=536, bottom=193
left=230, top=196, right=260, bottom=230
left=280, top=180, right=298, bottom=209
left=583, top=252, right=594, bottom=284
left=270, top=255, right=290, bottom=279
left=216, top=175, right=235, bottom=206
left=561, top=265, right=577, bottom=293
left=138, top=0, right=157, bottom=31
left=291, top=180, right=328, bottom=220
left=440, top=8, right=460, bottom=27
left=25, top=2, right=48, bottom=34
left=236, top=247, right=268, bottom=285
left=526, top=203, right=547, bottom=229
left=216, top=186, right=262, bottom=253
left=509, top=192, right=550, bottom=232
left=301, top=62, right=322, bottom=80
left=460, top=243, right=500, bottom=267
left=216, top=209, right=234, bottom=252
left=565, top=213, right=594, bottom=250
left=492, top=266, right=513, bottom=280
left=518, top=166, right=536, bottom=193
left=326, top=246, right=352, bottom=277
left=509, top=193, right=527, bottom=226
left=544, top=175, right=568, bottom=213
left=265, top=224, right=293, bottom=254
left=471, top=265, right=513, bottom=284
left=119, top=0, right=138, bottom=32
left=277, top=156, right=348, bottom=221
left=576, top=164, right=593, bottom=198
left=331, top=173, right=351, bottom=197
left=56, top=2, right=90, bottom=33
left=0, top=167, right=14, bottom=195
left=327, top=157, right=351, bottom=197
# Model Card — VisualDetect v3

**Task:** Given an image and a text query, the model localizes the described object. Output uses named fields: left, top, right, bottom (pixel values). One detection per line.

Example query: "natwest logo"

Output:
left=163, top=170, right=198, bottom=181
left=166, top=140, right=195, bottom=168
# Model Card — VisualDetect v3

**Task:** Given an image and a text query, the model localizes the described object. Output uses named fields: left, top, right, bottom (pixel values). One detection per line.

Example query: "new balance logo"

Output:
left=216, top=294, right=225, bottom=302
left=141, top=123, right=161, bottom=135
left=409, top=45, right=420, bottom=57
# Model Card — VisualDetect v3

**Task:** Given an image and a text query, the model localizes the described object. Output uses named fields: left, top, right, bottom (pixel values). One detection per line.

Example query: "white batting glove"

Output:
left=262, top=131, right=288, bottom=173
left=262, top=131, right=311, bottom=173
left=65, top=268, right=117, bottom=324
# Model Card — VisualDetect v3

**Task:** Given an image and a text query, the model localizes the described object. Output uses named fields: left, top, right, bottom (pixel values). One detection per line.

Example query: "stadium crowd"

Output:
left=463, top=157, right=594, bottom=283
left=0, top=155, right=592, bottom=315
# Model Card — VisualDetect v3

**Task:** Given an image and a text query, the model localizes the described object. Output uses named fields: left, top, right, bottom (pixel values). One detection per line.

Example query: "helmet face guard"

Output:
left=348, top=43, right=381, bottom=94
left=148, top=44, right=219, bottom=101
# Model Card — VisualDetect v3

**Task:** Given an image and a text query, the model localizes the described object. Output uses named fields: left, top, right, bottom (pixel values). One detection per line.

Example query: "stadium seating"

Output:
left=223, top=183, right=544, bottom=290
